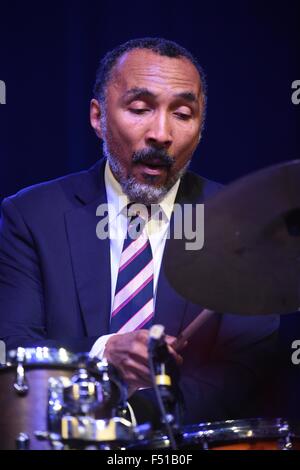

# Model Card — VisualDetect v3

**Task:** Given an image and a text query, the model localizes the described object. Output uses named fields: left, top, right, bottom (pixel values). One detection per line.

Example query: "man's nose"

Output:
left=145, top=113, right=172, bottom=149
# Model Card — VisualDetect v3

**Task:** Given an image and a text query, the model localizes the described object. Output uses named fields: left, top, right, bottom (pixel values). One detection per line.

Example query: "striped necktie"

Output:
left=109, top=208, right=154, bottom=334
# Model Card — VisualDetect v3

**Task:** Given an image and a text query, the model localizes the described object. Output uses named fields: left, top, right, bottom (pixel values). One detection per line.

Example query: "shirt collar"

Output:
left=104, top=160, right=180, bottom=221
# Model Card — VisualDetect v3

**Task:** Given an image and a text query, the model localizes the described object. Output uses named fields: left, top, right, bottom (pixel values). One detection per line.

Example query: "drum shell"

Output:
left=0, top=365, right=76, bottom=450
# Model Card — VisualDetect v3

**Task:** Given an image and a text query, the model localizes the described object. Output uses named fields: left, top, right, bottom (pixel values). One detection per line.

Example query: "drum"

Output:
left=183, top=418, right=293, bottom=450
left=0, top=347, right=131, bottom=450
left=132, top=418, right=294, bottom=450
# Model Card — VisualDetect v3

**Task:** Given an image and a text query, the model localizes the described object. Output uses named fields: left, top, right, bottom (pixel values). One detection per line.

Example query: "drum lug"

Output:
left=15, top=432, right=30, bottom=450
left=279, top=434, right=293, bottom=450
left=34, top=431, right=65, bottom=450
left=51, top=440, right=65, bottom=450
left=13, top=348, right=29, bottom=396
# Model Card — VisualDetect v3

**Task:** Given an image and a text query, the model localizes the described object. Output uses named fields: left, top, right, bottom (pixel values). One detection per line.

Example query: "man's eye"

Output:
left=129, top=108, right=149, bottom=114
left=174, top=112, right=191, bottom=121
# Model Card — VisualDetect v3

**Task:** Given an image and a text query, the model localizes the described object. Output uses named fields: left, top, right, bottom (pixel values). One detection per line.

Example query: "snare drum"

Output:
left=132, top=418, right=293, bottom=450
left=0, top=347, right=128, bottom=450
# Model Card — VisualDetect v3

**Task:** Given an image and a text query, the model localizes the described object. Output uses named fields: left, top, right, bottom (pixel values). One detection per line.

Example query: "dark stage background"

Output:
left=0, top=0, right=300, bottom=420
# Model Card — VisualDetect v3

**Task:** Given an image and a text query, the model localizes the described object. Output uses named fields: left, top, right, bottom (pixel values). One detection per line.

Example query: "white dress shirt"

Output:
left=89, top=161, right=180, bottom=358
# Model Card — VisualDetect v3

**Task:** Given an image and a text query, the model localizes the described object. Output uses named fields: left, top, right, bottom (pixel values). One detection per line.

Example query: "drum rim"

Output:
left=183, top=417, right=291, bottom=443
left=5, top=347, right=80, bottom=366
left=130, top=418, right=292, bottom=449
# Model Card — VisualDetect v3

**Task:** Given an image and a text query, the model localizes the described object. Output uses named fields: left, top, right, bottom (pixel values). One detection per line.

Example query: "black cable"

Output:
left=148, top=349, right=177, bottom=450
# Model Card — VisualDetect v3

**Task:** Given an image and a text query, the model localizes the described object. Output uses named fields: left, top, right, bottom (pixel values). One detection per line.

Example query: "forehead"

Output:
left=108, top=49, right=202, bottom=98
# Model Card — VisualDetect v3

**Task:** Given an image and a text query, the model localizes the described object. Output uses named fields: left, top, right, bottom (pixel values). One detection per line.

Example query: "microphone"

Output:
left=149, top=323, right=165, bottom=346
left=148, top=324, right=170, bottom=362
left=148, top=325, right=181, bottom=445
left=148, top=324, right=175, bottom=398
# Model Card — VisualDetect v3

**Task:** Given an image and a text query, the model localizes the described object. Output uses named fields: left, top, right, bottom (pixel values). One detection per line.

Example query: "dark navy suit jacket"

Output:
left=0, top=159, right=279, bottom=424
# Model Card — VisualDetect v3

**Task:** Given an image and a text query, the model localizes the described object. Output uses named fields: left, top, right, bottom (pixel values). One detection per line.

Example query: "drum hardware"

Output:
left=48, top=376, right=72, bottom=434
left=61, top=415, right=134, bottom=445
left=62, top=367, right=106, bottom=415
left=35, top=431, right=65, bottom=450
left=278, top=435, right=293, bottom=450
left=90, top=357, right=129, bottom=413
left=148, top=325, right=182, bottom=450
left=0, top=347, right=134, bottom=450
left=34, top=416, right=135, bottom=450
left=13, top=347, right=29, bottom=395
left=15, top=432, right=30, bottom=450
left=45, top=357, right=134, bottom=449
left=45, top=359, right=135, bottom=449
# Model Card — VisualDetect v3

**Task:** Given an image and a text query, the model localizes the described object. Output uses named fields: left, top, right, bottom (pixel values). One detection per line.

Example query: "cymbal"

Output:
left=165, top=160, right=300, bottom=315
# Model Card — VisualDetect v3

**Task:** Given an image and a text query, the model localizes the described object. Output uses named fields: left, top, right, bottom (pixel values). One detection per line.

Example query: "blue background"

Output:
left=0, top=0, right=300, bottom=420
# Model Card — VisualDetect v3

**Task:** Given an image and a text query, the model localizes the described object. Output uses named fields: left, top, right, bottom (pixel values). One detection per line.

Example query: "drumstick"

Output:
left=171, top=308, right=214, bottom=351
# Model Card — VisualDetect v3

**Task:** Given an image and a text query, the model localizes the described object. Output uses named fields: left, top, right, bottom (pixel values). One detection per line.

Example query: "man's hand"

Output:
left=104, top=329, right=183, bottom=391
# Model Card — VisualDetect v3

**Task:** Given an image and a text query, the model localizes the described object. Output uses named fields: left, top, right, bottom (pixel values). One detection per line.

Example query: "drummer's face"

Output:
left=91, top=49, right=205, bottom=200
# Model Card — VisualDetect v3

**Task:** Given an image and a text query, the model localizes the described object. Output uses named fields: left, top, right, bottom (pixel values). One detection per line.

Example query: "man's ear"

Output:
left=90, top=98, right=104, bottom=139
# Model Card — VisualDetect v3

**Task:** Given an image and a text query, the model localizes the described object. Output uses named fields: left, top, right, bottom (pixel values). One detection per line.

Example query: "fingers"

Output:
left=167, top=345, right=184, bottom=366
left=165, top=335, right=177, bottom=345
left=104, top=329, right=186, bottom=389
left=166, top=335, right=188, bottom=352
left=104, top=330, right=152, bottom=389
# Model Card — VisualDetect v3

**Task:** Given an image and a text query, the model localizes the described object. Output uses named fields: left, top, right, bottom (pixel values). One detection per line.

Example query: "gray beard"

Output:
left=102, top=139, right=191, bottom=205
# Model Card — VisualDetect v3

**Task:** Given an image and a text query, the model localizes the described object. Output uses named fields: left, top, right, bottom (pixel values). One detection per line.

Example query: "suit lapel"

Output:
left=65, top=160, right=111, bottom=337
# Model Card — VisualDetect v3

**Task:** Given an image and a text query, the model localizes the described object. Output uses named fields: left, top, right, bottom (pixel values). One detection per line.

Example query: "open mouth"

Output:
left=138, top=162, right=168, bottom=175
left=140, top=159, right=168, bottom=166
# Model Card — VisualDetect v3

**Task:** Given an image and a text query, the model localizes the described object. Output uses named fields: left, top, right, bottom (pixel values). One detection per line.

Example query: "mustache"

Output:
left=132, top=148, right=175, bottom=167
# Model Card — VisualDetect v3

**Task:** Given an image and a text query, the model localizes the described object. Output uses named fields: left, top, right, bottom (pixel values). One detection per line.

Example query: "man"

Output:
left=0, top=38, right=278, bottom=425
